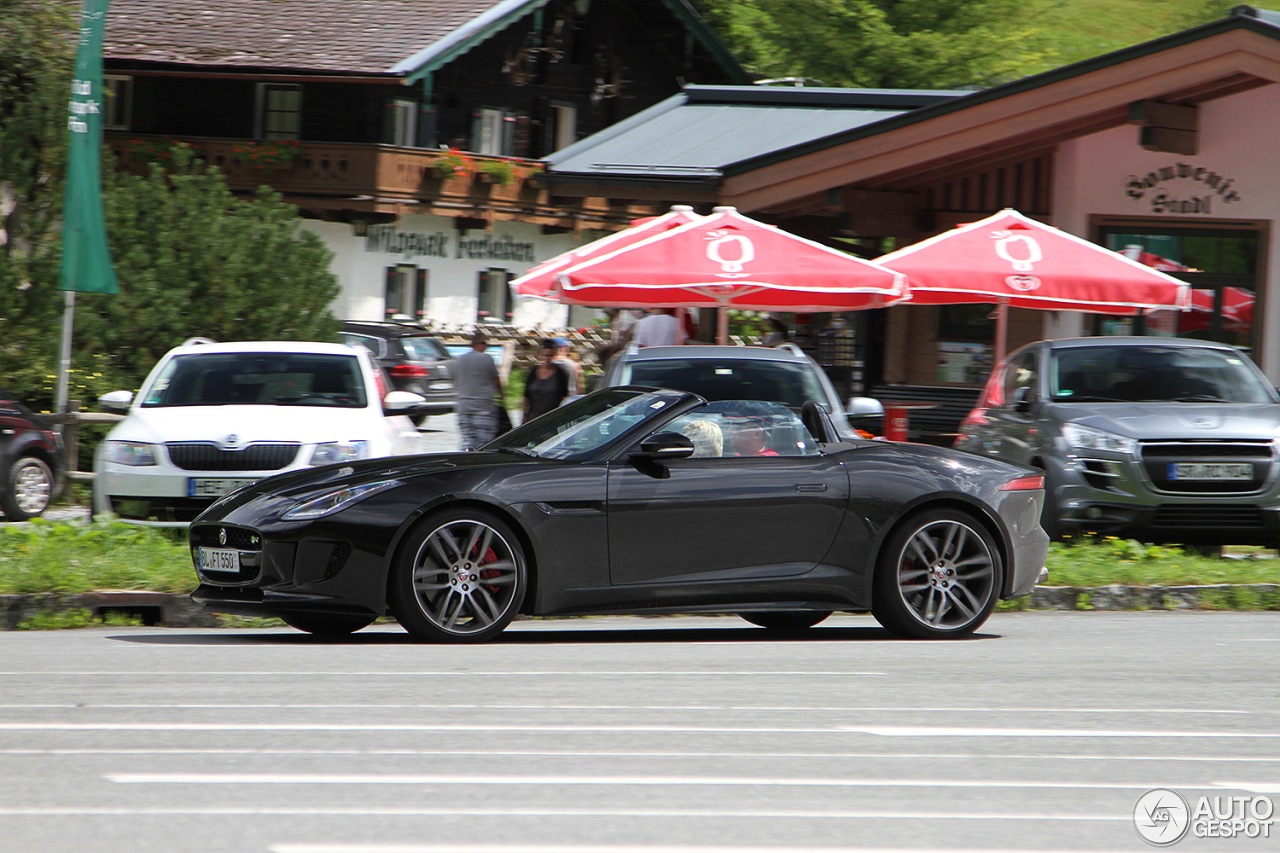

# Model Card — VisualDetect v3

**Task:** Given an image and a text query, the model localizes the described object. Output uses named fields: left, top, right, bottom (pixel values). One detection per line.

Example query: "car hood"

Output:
left=106, top=405, right=389, bottom=445
left=1046, top=402, right=1280, bottom=441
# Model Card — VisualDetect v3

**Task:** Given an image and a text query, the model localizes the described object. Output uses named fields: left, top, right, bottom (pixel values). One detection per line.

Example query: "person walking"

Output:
left=552, top=336, right=582, bottom=395
left=631, top=307, right=686, bottom=347
left=523, top=339, right=571, bottom=423
left=452, top=330, right=503, bottom=451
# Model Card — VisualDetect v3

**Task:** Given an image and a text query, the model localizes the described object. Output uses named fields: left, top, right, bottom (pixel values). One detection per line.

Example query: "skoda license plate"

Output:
left=199, top=547, right=240, bottom=574
left=188, top=478, right=256, bottom=498
left=1168, top=463, right=1253, bottom=481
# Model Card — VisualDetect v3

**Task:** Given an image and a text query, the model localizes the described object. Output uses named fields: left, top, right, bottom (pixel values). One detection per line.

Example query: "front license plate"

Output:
left=1168, top=462, right=1253, bottom=480
left=188, top=478, right=256, bottom=498
left=199, top=547, right=240, bottom=574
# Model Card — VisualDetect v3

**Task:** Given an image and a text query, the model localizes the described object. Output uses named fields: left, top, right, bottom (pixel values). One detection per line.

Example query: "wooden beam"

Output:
left=1128, top=100, right=1198, bottom=130
left=1140, top=125, right=1198, bottom=155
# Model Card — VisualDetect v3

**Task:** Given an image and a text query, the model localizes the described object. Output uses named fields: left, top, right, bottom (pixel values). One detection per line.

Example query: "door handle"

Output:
left=796, top=483, right=827, bottom=492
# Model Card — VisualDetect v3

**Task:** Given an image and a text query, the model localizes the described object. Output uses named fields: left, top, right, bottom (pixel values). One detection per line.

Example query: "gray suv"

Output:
left=597, top=344, right=882, bottom=442
left=955, top=337, right=1280, bottom=546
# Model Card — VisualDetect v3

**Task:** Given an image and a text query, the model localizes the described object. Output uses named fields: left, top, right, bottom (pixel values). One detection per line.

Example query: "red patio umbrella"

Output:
left=555, top=206, right=909, bottom=344
left=877, top=209, right=1191, bottom=361
left=510, top=205, right=705, bottom=300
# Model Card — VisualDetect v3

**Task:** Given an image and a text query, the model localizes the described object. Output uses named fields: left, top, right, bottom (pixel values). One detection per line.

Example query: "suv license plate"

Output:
left=188, top=478, right=256, bottom=498
left=1168, top=463, right=1253, bottom=480
left=199, top=547, right=240, bottom=574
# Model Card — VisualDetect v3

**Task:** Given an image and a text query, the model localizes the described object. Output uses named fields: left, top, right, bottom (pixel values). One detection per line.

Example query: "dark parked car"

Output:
left=955, top=336, right=1280, bottom=545
left=0, top=385, right=65, bottom=520
left=340, top=321, right=454, bottom=421
left=190, top=387, right=1049, bottom=642
left=597, top=344, right=883, bottom=440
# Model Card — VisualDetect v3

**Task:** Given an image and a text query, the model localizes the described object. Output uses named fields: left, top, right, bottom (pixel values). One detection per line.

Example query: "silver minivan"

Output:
left=955, top=336, right=1280, bottom=546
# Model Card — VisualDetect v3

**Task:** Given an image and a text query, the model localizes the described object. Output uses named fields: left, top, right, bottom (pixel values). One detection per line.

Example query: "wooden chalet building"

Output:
left=101, top=0, right=746, bottom=328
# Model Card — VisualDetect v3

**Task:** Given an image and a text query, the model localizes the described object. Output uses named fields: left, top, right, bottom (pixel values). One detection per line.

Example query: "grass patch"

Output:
left=1043, top=537, right=1280, bottom=588
left=0, top=519, right=194, bottom=595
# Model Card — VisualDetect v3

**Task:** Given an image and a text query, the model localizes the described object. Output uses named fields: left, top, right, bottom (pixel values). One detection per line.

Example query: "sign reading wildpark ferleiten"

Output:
left=59, top=0, right=118, bottom=294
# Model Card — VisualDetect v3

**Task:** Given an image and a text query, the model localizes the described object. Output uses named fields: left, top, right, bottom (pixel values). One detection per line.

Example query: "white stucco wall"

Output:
left=1053, top=83, right=1280, bottom=378
left=301, top=216, right=593, bottom=331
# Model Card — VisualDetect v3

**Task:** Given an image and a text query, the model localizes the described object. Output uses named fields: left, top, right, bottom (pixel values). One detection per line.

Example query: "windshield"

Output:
left=401, top=336, right=449, bottom=361
left=486, top=389, right=676, bottom=460
left=622, top=358, right=832, bottom=411
left=1049, top=345, right=1274, bottom=404
left=142, top=352, right=368, bottom=408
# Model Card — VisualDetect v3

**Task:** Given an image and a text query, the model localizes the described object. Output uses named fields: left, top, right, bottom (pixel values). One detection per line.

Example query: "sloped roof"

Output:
left=546, top=86, right=968, bottom=186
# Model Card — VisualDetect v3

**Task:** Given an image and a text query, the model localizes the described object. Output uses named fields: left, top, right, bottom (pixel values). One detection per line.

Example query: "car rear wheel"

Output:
left=389, top=509, right=527, bottom=643
left=280, top=613, right=375, bottom=635
left=2, top=456, right=54, bottom=521
left=739, top=611, right=832, bottom=630
left=872, top=509, right=1002, bottom=639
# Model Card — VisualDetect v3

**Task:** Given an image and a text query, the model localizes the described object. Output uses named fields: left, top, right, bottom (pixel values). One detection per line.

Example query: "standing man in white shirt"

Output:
left=451, top=330, right=503, bottom=451
left=630, top=308, right=686, bottom=347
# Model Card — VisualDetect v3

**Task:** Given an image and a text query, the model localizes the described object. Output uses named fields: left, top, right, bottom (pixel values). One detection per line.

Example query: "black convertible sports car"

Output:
left=190, top=388, right=1049, bottom=641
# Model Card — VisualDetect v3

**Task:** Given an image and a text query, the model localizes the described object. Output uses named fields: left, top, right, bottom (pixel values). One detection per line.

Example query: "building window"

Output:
left=257, top=83, right=301, bottom=140
left=552, top=103, right=577, bottom=151
left=389, top=99, right=417, bottom=148
left=103, top=75, right=132, bottom=130
left=471, top=108, right=515, bottom=156
left=385, top=266, right=427, bottom=320
left=936, top=304, right=995, bottom=340
left=476, top=268, right=511, bottom=323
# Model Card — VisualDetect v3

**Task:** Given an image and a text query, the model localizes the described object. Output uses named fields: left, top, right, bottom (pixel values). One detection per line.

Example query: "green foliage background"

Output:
left=0, top=0, right=339, bottom=416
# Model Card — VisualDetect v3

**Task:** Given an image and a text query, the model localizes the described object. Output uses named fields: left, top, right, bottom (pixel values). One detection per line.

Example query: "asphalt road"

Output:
left=1, top=611, right=1278, bottom=853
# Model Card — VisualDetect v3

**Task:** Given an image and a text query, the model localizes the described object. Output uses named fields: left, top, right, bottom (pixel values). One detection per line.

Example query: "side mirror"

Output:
left=383, top=390, right=428, bottom=412
left=846, top=396, right=885, bottom=418
left=1010, top=386, right=1033, bottom=413
left=633, top=432, right=695, bottom=460
left=99, top=390, right=134, bottom=414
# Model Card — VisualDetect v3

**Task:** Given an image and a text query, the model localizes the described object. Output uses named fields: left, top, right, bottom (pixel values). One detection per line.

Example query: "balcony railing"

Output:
left=103, top=134, right=653, bottom=226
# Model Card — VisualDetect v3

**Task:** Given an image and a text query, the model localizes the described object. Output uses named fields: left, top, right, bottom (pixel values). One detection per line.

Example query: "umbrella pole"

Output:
left=717, top=306, right=729, bottom=345
left=994, top=301, right=1009, bottom=363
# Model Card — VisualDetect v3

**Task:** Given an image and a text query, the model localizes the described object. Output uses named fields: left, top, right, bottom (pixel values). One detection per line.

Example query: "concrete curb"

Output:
left=2, top=584, right=1279, bottom=629
left=0, top=591, right=218, bottom=630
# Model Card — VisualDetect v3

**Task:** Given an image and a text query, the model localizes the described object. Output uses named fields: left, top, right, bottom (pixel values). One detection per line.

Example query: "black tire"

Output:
left=388, top=508, right=527, bottom=643
left=280, top=613, right=375, bottom=635
left=739, top=611, right=832, bottom=630
left=2, top=456, right=54, bottom=521
left=872, top=508, right=1003, bottom=639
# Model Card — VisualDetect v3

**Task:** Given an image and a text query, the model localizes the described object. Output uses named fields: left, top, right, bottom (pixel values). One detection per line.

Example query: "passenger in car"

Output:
left=730, top=418, right=779, bottom=457
left=680, top=419, right=723, bottom=457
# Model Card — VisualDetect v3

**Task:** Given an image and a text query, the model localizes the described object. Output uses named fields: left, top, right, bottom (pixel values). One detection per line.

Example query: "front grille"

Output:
left=1153, top=505, right=1265, bottom=528
left=1140, top=441, right=1274, bottom=494
left=1141, top=442, right=1273, bottom=458
left=191, top=524, right=262, bottom=550
left=166, top=443, right=300, bottom=472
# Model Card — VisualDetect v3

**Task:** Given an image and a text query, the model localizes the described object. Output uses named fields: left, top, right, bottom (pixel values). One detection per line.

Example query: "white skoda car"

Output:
left=93, top=340, right=427, bottom=527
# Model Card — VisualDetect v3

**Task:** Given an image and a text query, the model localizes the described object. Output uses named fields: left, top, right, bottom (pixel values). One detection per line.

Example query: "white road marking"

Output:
left=270, top=845, right=1131, bottom=853
left=1, top=722, right=1275, bottom=737
left=103, top=772, right=1252, bottom=790
left=2, top=747, right=1277, bottom=760
left=0, top=805, right=1129, bottom=820
left=0, top=670, right=886, bottom=677
left=58, top=703, right=1251, bottom=714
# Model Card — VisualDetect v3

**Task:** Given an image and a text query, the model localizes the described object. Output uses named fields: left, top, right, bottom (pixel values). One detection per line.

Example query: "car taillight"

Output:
left=1000, top=475, right=1045, bottom=491
left=390, top=364, right=430, bottom=378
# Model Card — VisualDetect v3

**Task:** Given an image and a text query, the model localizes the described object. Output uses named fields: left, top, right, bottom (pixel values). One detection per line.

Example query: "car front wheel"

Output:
left=389, top=509, right=527, bottom=643
left=2, top=456, right=54, bottom=521
left=872, top=509, right=1002, bottom=639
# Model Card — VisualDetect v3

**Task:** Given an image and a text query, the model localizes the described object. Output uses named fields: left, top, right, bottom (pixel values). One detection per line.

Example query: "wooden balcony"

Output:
left=104, top=133, right=656, bottom=230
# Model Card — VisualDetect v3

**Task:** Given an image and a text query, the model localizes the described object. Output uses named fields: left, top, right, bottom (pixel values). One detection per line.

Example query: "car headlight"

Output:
left=1061, top=423, right=1137, bottom=456
left=281, top=479, right=403, bottom=521
left=102, top=440, right=158, bottom=466
left=309, top=440, right=370, bottom=466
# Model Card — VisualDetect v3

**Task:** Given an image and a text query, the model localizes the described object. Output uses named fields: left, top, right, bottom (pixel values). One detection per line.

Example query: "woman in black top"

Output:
left=523, top=339, right=570, bottom=423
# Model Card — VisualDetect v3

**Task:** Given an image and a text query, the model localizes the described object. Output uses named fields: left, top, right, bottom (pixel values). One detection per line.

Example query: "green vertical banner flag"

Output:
left=59, top=0, right=118, bottom=294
